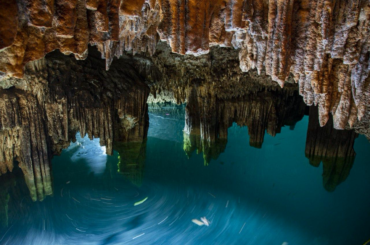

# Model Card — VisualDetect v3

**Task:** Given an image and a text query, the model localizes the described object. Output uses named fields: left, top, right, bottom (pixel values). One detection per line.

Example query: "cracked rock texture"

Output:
left=1, top=0, right=370, bottom=132
left=0, top=48, right=149, bottom=201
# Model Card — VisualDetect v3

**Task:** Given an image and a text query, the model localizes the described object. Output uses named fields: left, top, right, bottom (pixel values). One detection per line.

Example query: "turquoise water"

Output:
left=0, top=105, right=370, bottom=245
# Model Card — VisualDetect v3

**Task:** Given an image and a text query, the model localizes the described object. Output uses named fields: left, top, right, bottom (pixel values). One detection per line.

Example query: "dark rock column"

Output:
left=305, top=106, right=358, bottom=192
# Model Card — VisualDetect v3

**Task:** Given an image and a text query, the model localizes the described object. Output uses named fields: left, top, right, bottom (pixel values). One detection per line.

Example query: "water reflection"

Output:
left=147, top=103, right=185, bottom=142
left=67, top=134, right=108, bottom=175
left=0, top=102, right=369, bottom=244
left=0, top=174, right=13, bottom=228
left=305, top=106, right=358, bottom=192
left=149, top=102, right=362, bottom=194
left=183, top=86, right=307, bottom=165
left=116, top=141, right=147, bottom=187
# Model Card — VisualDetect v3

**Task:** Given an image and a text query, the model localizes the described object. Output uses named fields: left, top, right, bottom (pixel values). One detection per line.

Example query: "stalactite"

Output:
left=0, top=48, right=150, bottom=201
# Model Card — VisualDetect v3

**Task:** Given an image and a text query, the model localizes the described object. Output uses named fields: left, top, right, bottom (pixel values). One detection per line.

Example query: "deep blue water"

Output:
left=0, top=104, right=370, bottom=245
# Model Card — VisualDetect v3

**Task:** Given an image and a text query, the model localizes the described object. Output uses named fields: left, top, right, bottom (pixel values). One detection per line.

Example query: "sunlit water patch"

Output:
left=67, top=134, right=108, bottom=175
left=0, top=104, right=369, bottom=245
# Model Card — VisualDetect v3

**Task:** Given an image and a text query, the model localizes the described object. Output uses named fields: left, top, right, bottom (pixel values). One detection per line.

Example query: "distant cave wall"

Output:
left=1, top=0, right=370, bottom=133
left=0, top=48, right=150, bottom=201
left=305, top=106, right=358, bottom=192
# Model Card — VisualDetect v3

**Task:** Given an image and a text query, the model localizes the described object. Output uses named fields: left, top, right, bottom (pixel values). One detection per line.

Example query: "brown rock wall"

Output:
left=0, top=0, right=370, bottom=131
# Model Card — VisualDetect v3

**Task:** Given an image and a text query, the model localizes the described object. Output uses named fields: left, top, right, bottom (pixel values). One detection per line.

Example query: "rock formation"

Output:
left=1, top=0, right=370, bottom=133
left=147, top=42, right=286, bottom=104
left=0, top=47, right=149, bottom=201
left=305, top=106, right=358, bottom=192
left=183, top=83, right=307, bottom=165
left=0, top=0, right=369, bottom=197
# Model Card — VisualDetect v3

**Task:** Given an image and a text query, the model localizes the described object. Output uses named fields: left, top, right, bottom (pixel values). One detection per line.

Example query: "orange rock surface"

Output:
left=0, top=0, right=370, bottom=131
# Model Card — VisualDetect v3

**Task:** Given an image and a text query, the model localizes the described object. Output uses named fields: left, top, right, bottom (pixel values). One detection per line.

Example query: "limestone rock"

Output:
left=183, top=83, right=307, bottom=164
left=0, top=0, right=18, bottom=50
left=0, top=0, right=370, bottom=131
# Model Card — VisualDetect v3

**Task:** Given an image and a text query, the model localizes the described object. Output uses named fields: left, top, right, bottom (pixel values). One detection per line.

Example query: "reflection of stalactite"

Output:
left=0, top=172, right=16, bottom=228
left=0, top=48, right=150, bottom=201
left=183, top=86, right=228, bottom=165
left=116, top=141, right=147, bottom=187
left=183, top=84, right=307, bottom=163
left=0, top=192, right=9, bottom=228
left=183, top=133, right=227, bottom=166
left=305, top=106, right=358, bottom=192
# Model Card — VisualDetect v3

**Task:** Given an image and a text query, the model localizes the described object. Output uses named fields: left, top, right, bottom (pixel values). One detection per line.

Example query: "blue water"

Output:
left=0, top=104, right=369, bottom=245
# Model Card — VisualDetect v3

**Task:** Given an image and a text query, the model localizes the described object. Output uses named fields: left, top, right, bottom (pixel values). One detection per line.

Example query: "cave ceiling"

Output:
left=0, top=0, right=369, bottom=132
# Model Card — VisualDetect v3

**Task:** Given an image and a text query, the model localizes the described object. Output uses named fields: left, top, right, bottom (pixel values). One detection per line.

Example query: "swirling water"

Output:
left=0, top=104, right=370, bottom=245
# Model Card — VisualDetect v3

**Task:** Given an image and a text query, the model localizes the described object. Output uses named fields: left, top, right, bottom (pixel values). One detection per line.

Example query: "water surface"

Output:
left=0, top=104, right=369, bottom=245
